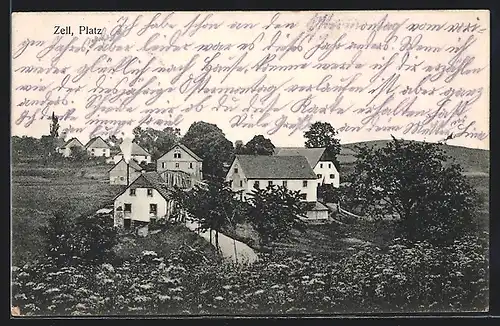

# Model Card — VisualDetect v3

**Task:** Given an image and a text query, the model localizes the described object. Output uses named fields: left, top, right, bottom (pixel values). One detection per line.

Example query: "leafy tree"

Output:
left=304, top=122, right=341, bottom=165
left=246, top=185, right=307, bottom=246
left=342, top=137, right=481, bottom=245
left=172, top=180, right=245, bottom=253
left=133, top=126, right=181, bottom=160
left=318, top=184, right=339, bottom=203
left=69, top=146, right=89, bottom=162
left=181, top=122, right=234, bottom=179
left=73, top=215, right=118, bottom=264
left=240, top=135, right=275, bottom=155
left=234, top=140, right=245, bottom=155
left=42, top=211, right=76, bottom=267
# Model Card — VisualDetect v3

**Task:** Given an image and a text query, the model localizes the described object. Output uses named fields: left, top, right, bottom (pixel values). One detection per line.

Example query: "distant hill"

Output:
left=339, top=140, right=489, bottom=174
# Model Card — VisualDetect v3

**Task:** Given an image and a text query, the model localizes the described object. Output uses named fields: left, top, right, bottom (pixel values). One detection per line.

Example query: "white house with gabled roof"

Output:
left=85, top=136, right=111, bottom=158
left=157, top=143, right=203, bottom=183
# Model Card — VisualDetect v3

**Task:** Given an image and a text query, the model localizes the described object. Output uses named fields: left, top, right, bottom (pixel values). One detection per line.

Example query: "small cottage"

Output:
left=85, top=136, right=111, bottom=158
left=113, top=142, right=152, bottom=165
left=113, top=171, right=175, bottom=229
left=302, top=201, right=330, bottom=222
left=58, top=137, right=84, bottom=157
left=157, top=144, right=203, bottom=182
left=109, top=158, right=143, bottom=185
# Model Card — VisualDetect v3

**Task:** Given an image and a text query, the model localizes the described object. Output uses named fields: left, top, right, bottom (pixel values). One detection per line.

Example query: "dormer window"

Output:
left=234, top=167, right=239, bottom=173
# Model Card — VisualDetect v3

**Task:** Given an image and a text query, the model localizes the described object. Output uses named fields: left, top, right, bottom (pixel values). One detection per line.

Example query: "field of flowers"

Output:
left=12, top=235, right=488, bottom=316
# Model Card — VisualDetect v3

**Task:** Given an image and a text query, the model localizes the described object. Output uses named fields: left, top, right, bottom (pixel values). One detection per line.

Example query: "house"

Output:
left=109, top=158, right=144, bottom=185
left=113, top=171, right=175, bottom=229
left=274, top=147, right=340, bottom=188
left=58, top=137, right=84, bottom=157
left=85, top=136, right=111, bottom=158
left=157, top=144, right=203, bottom=182
left=225, top=155, right=318, bottom=202
left=113, top=143, right=152, bottom=165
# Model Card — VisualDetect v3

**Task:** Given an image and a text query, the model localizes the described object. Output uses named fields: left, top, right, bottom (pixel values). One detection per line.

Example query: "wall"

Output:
left=306, top=210, right=329, bottom=220
left=109, top=161, right=141, bottom=185
left=157, top=147, right=203, bottom=181
left=114, top=187, right=173, bottom=223
left=88, top=147, right=111, bottom=158
left=314, top=161, right=340, bottom=188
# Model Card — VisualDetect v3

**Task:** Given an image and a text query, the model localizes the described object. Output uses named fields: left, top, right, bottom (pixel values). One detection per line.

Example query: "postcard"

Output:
left=11, top=10, right=489, bottom=316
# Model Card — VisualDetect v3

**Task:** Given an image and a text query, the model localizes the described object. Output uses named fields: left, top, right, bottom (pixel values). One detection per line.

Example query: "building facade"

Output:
left=157, top=144, right=203, bottom=182
left=85, top=136, right=111, bottom=158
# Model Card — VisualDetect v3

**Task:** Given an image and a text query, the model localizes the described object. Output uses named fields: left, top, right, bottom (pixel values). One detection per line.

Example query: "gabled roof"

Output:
left=234, top=155, right=317, bottom=180
left=115, top=171, right=171, bottom=201
left=108, top=158, right=143, bottom=173
left=62, top=137, right=84, bottom=148
left=85, top=136, right=110, bottom=149
left=159, top=143, right=202, bottom=162
left=117, top=142, right=150, bottom=156
left=274, top=147, right=328, bottom=168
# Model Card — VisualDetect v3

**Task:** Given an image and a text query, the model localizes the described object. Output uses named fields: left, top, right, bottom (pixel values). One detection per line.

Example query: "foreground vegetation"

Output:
left=12, top=233, right=488, bottom=315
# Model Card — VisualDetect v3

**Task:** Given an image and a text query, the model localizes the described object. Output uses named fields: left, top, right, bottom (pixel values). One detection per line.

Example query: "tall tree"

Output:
left=50, top=112, right=60, bottom=138
left=181, top=122, right=234, bottom=179
left=171, top=180, right=244, bottom=253
left=247, top=185, right=307, bottom=246
left=341, top=138, right=481, bottom=245
left=132, top=126, right=181, bottom=160
left=241, top=135, right=275, bottom=155
left=304, top=122, right=341, bottom=165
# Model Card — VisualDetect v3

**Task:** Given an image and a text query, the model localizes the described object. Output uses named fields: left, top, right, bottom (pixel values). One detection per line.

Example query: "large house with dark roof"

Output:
left=113, top=171, right=176, bottom=228
left=157, top=143, right=203, bottom=183
left=226, top=155, right=319, bottom=202
left=274, top=147, right=340, bottom=188
left=113, top=142, right=152, bottom=164
left=58, top=137, right=84, bottom=157
left=85, top=136, right=111, bottom=158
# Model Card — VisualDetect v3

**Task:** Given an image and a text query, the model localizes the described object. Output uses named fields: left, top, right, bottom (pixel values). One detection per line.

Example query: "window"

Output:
left=328, top=163, right=332, bottom=169
left=189, top=162, right=193, bottom=169
left=149, top=204, right=157, bottom=214
left=120, top=176, right=125, bottom=181
left=173, top=150, right=181, bottom=159
left=124, top=203, right=132, bottom=212
left=91, top=148, right=95, bottom=152
left=102, top=152, right=106, bottom=157
left=147, top=188, right=153, bottom=197
left=239, top=180, right=243, bottom=187
left=175, top=163, right=180, bottom=168
left=299, top=193, right=307, bottom=200
left=129, top=189, right=136, bottom=196
left=124, top=219, right=131, bottom=229
left=162, top=162, right=166, bottom=169
left=234, top=167, right=239, bottom=173
left=317, top=174, right=322, bottom=179
left=282, top=181, right=287, bottom=187
left=320, top=163, right=323, bottom=168
left=268, top=181, right=273, bottom=186
left=330, top=174, right=335, bottom=179
left=254, top=181, right=260, bottom=189
left=303, top=180, right=308, bottom=187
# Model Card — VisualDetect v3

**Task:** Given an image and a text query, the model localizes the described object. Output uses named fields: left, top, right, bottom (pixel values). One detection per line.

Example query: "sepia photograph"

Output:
left=11, top=10, right=489, bottom=316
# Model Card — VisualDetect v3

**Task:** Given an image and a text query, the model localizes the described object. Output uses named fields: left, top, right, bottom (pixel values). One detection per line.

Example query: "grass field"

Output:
left=11, top=162, right=126, bottom=266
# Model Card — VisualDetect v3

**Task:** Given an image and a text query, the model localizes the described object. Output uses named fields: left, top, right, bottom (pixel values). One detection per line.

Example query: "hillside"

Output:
left=339, top=140, right=489, bottom=174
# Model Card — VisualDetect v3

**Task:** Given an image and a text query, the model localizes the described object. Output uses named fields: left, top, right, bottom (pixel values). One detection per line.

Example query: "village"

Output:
left=54, top=130, right=350, bottom=263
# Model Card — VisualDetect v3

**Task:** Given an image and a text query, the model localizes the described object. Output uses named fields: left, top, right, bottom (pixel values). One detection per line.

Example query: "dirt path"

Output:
left=185, top=221, right=259, bottom=265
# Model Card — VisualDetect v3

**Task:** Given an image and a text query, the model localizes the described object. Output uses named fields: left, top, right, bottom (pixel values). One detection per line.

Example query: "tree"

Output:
left=246, top=185, right=307, bottom=246
left=240, top=135, right=275, bottom=155
left=133, top=126, right=181, bottom=160
left=318, top=184, right=339, bottom=203
left=171, top=180, right=244, bottom=253
left=50, top=112, right=60, bottom=138
left=42, top=210, right=76, bottom=267
left=73, top=215, right=118, bottom=264
left=304, top=122, right=341, bottom=165
left=341, top=138, right=481, bottom=245
left=69, top=146, right=89, bottom=162
left=234, top=140, right=245, bottom=155
left=181, top=122, right=234, bottom=179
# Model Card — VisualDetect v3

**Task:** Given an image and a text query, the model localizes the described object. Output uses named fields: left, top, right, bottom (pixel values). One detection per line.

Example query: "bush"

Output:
left=13, top=235, right=488, bottom=315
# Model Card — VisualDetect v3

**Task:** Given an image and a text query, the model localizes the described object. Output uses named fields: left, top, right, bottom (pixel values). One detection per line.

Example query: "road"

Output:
left=185, top=221, right=259, bottom=265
